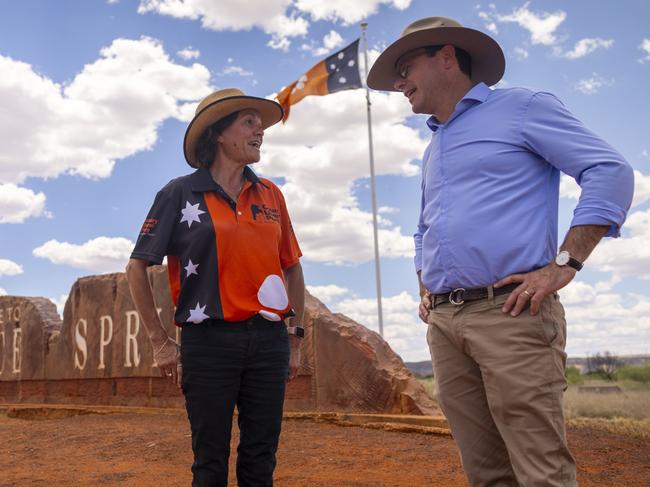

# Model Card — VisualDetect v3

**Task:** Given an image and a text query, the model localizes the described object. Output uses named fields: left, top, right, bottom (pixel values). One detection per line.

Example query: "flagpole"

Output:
left=360, top=21, right=384, bottom=338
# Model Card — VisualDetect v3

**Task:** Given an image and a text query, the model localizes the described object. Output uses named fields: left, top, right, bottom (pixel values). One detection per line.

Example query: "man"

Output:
left=367, top=17, right=634, bottom=487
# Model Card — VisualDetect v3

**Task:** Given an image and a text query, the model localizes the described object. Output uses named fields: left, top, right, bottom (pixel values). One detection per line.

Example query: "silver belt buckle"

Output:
left=449, top=288, right=466, bottom=305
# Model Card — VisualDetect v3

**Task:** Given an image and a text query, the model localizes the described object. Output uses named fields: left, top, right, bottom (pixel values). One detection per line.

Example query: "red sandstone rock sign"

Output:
left=0, top=266, right=438, bottom=415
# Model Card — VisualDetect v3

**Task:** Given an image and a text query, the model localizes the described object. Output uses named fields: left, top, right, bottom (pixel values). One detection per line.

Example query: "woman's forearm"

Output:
left=125, top=258, right=168, bottom=346
left=284, top=262, right=305, bottom=325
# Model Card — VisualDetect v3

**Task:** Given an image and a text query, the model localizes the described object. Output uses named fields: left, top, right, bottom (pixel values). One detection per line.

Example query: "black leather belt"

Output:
left=432, top=283, right=519, bottom=306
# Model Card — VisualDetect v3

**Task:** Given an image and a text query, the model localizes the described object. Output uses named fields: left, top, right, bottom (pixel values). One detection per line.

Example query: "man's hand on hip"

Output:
left=494, top=263, right=576, bottom=317
left=419, top=292, right=433, bottom=323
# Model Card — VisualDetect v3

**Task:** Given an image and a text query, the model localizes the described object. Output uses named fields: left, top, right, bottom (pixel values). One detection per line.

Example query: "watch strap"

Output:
left=567, top=256, right=583, bottom=271
left=287, top=326, right=305, bottom=338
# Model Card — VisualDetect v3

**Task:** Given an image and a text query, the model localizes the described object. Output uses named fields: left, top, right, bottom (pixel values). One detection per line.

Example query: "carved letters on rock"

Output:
left=0, top=266, right=438, bottom=415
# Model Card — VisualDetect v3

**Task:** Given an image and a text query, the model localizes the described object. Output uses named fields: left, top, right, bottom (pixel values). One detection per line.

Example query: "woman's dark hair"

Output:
left=425, top=45, right=472, bottom=79
left=194, top=110, right=241, bottom=168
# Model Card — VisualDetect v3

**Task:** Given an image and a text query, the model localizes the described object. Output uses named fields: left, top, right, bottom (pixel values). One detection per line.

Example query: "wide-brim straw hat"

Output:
left=367, top=17, right=505, bottom=91
left=183, top=88, right=283, bottom=168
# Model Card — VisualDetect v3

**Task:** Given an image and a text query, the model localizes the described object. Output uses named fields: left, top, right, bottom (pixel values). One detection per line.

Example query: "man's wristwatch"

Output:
left=555, top=250, right=583, bottom=271
left=287, top=326, right=305, bottom=338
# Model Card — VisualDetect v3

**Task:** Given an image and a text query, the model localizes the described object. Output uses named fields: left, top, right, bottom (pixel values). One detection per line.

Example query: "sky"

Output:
left=0, top=0, right=649, bottom=362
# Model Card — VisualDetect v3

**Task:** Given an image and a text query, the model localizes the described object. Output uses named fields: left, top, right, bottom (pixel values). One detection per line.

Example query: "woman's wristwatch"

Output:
left=287, top=325, right=305, bottom=338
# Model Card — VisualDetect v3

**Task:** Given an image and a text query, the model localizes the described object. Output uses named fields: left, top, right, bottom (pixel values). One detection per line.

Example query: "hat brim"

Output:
left=184, top=96, right=283, bottom=168
left=367, top=26, right=505, bottom=91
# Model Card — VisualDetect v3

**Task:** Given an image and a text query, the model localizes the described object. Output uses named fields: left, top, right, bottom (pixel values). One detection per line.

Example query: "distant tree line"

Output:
left=565, top=351, right=650, bottom=384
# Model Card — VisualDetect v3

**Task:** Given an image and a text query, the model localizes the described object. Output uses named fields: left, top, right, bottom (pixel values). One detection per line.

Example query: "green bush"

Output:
left=617, top=365, right=650, bottom=383
left=565, top=365, right=584, bottom=385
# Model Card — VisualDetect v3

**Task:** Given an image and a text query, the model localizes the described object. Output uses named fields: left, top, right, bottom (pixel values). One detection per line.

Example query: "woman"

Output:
left=126, top=88, right=305, bottom=487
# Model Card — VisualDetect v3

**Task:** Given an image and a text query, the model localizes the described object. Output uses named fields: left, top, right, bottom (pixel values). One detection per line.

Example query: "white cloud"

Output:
left=177, top=47, right=200, bottom=60
left=306, top=284, right=351, bottom=303
left=0, top=259, right=23, bottom=277
left=0, top=38, right=211, bottom=185
left=221, top=65, right=253, bottom=77
left=262, top=80, right=427, bottom=264
left=561, top=38, right=613, bottom=59
left=295, top=0, right=411, bottom=24
left=588, top=208, right=650, bottom=280
left=138, top=0, right=308, bottom=51
left=324, top=283, right=650, bottom=361
left=334, top=291, right=429, bottom=361
left=137, top=0, right=410, bottom=49
left=307, top=30, right=345, bottom=57
left=0, top=183, right=47, bottom=223
left=0, top=288, right=6, bottom=296
left=50, top=294, right=69, bottom=319
left=560, top=280, right=650, bottom=357
left=495, top=2, right=566, bottom=46
left=33, top=236, right=134, bottom=273
left=513, top=47, right=529, bottom=60
left=639, top=38, right=650, bottom=63
left=574, top=73, right=613, bottom=94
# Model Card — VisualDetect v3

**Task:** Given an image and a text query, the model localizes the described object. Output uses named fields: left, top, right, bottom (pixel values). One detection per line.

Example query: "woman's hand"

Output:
left=153, top=337, right=182, bottom=388
left=287, top=336, right=301, bottom=382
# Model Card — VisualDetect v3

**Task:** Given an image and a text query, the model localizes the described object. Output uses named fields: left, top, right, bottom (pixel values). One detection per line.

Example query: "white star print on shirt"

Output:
left=187, top=302, right=209, bottom=324
left=180, top=201, right=205, bottom=228
left=184, top=259, right=199, bottom=277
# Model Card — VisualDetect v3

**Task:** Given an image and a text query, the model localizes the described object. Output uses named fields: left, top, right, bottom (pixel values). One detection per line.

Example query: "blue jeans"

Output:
left=181, top=316, right=290, bottom=487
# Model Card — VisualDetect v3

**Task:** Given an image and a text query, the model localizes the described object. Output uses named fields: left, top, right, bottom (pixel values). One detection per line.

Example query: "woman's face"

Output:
left=217, top=108, right=264, bottom=165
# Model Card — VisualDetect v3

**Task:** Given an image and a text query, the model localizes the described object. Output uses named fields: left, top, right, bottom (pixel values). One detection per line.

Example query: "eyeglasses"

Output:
left=396, top=46, right=443, bottom=79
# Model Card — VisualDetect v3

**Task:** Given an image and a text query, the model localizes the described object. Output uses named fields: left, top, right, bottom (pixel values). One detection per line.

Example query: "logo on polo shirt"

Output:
left=251, top=204, right=280, bottom=223
left=140, top=218, right=158, bottom=235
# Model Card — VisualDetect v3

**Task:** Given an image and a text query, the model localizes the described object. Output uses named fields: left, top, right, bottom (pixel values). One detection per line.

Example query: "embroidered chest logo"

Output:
left=251, top=204, right=280, bottom=223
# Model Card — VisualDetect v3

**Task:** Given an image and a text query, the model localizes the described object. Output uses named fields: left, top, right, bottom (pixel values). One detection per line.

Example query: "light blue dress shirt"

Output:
left=414, top=82, right=634, bottom=294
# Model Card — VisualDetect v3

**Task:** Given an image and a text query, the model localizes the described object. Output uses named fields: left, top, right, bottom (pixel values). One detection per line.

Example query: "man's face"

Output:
left=393, top=47, right=444, bottom=115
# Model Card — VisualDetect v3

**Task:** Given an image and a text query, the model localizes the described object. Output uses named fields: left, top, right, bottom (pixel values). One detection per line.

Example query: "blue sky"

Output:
left=1, top=0, right=649, bottom=361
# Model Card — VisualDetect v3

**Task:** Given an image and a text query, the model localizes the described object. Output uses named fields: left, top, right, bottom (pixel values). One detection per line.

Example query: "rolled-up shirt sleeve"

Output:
left=521, top=92, right=634, bottom=237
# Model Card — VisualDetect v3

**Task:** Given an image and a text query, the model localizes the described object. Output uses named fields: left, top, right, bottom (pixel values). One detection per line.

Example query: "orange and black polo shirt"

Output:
left=131, top=166, right=302, bottom=325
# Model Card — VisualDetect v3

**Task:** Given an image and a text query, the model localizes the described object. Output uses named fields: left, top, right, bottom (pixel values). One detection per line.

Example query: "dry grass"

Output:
left=418, top=378, right=650, bottom=439
left=567, top=417, right=650, bottom=440
left=563, top=385, right=650, bottom=420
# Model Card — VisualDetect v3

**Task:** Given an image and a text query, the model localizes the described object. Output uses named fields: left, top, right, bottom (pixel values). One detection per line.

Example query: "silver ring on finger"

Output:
left=523, top=289, right=534, bottom=297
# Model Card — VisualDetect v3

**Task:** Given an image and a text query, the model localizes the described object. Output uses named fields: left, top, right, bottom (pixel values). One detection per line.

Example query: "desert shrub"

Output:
left=617, top=364, right=650, bottom=383
left=565, top=366, right=584, bottom=385
left=586, top=351, right=621, bottom=381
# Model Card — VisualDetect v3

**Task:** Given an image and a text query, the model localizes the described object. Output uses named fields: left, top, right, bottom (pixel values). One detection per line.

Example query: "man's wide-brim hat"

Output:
left=183, top=88, right=283, bottom=168
left=367, top=16, right=505, bottom=91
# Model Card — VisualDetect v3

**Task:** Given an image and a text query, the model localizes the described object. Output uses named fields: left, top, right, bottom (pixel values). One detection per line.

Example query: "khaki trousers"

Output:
left=426, top=291, right=577, bottom=487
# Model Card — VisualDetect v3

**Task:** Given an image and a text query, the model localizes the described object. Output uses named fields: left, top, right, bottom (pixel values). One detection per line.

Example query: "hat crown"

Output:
left=400, top=16, right=463, bottom=38
left=195, top=88, right=246, bottom=115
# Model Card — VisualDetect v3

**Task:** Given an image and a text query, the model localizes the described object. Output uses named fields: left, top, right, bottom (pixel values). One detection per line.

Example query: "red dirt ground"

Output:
left=1, top=408, right=649, bottom=486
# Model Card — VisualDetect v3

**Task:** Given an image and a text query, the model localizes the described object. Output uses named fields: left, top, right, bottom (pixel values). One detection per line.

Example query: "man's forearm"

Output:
left=560, top=224, right=610, bottom=263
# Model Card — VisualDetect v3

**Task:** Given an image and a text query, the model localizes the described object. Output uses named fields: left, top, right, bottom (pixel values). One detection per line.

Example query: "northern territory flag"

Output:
left=276, top=39, right=362, bottom=122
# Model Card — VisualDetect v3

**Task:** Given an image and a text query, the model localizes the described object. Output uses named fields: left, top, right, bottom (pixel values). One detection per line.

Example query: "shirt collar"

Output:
left=426, top=82, right=491, bottom=132
left=190, top=166, right=267, bottom=193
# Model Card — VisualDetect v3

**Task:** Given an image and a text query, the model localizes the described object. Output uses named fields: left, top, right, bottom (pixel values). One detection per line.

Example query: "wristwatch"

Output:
left=555, top=250, right=583, bottom=271
left=287, top=326, right=305, bottom=338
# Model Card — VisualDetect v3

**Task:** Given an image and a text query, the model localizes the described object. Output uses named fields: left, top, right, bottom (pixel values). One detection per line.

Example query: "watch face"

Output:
left=556, top=251, right=570, bottom=266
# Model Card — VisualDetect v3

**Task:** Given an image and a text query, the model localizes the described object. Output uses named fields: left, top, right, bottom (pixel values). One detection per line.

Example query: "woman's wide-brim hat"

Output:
left=183, top=88, right=284, bottom=168
left=367, top=16, right=505, bottom=91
